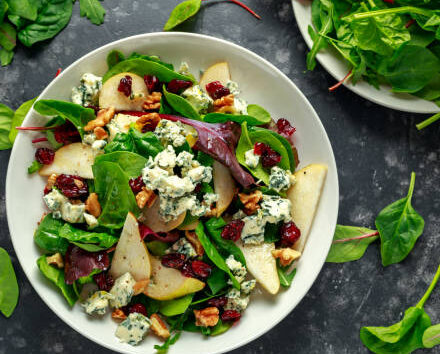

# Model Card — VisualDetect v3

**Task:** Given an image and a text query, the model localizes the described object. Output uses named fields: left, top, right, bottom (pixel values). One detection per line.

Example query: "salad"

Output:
left=24, top=50, right=328, bottom=350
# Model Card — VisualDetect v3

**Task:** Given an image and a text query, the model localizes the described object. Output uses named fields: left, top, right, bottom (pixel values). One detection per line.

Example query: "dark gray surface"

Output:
left=0, top=0, right=439, bottom=353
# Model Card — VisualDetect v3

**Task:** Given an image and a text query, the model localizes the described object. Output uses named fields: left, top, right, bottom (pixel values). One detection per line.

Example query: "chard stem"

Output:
left=417, top=265, right=440, bottom=308
left=333, top=230, right=379, bottom=243
left=416, top=112, right=440, bottom=130
left=344, top=6, right=433, bottom=21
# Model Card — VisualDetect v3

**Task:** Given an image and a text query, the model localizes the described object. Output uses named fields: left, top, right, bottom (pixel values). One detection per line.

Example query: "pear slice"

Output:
left=237, top=241, right=280, bottom=295
left=109, top=212, right=151, bottom=282
left=145, top=256, right=205, bottom=301
left=139, top=197, right=186, bottom=233
left=107, top=113, right=139, bottom=141
left=287, top=164, right=328, bottom=253
left=99, top=72, right=148, bottom=111
left=213, top=161, right=236, bottom=217
left=39, top=142, right=96, bottom=179
left=199, top=62, right=231, bottom=90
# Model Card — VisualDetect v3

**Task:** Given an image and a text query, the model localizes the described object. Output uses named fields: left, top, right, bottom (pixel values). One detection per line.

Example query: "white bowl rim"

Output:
left=6, top=31, right=339, bottom=354
left=291, top=0, right=440, bottom=114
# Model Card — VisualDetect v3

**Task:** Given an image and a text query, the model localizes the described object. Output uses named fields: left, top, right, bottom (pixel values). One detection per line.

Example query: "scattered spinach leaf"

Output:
left=264, top=222, right=281, bottom=243
left=422, top=323, right=440, bottom=348
left=163, top=0, right=201, bottom=31
left=79, top=0, right=106, bottom=25
left=0, top=103, right=14, bottom=150
left=6, top=0, right=37, bottom=21
left=0, top=21, right=16, bottom=51
left=59, top=223, right=118, bottom=250
left=206, top=267, right=228, bottom=295
left=0, top=48, right=14, bottom=66
left=106, top=49, right=125, bottom=69
left=94, top=151, right=147, bottom=178
left=8, top=97, right=37, bottom=143
left=0, top=247, right=19, bottom=317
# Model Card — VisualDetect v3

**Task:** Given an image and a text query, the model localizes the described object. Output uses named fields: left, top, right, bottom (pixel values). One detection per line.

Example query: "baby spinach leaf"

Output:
left=196, top=151, right=214, bottom=166
left=203, top=112, right=269, bottom=126
left=103, top=58, right=195, bottom=83
left=146, top=241, right=169, bottom=256
left=163, top=86, right=201, bottom=120
left=94, top=151, right=147, bottom=178
left=93, top=161, right=139, bottom=229
left=277, top=262, right=296, bottom=288
left=79, top=0, right=105, bottom=25
left=0, top=103, right=14, bottom=150
left=126, top=52, right=174, bottom=71
left=0, top=22, right=16, bottom=51
left=33, top=99, right=95, bottom=138
left=0, top=48, right=14, bottom=66
left=160, top=294, right=194, bottom=317
left=376, top=172, right=424, bottom=266
left=423, top=323, right=440, bottom=348
left=6, top=0, right=37, bottom=21
left=163, top=0, right=201, bottom=31
left=413, top=73, right=440, bottom=101
left=106, top=49, right=125, bottom=69
left=195, top=222, right=240, bottom=289
left=59, top=223, right=118, bottom=250
left=0, top=247, right=19, bottom=317
left=34, top=214, right=69, bottom=254
left=37, top=255, right=78, bottom=306
left=264, top=222, right=281, bottom=243
left=8, top=97, right=37, bottom=143
left=154, top=310, right=189, bottom=352
left=246, top=104, right=271, bottom=124
left=326, top=225, right=379, bottom=263
left=18, top=0, right=73, bottom=47
left=207, top=267, right=228, bottom=294
left=27, top=160, right=42, bottom=174
left=210, top=320, right=232, bottom=336
left=45, top=116, right=65, bottom=149
left=130, top=128, right=163, bottom=157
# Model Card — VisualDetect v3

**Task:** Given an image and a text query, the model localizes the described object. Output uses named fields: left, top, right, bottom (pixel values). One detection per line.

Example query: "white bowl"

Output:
left=6, top=32, right=338, bottom=354
left=292, top=0, right=440, bottom=114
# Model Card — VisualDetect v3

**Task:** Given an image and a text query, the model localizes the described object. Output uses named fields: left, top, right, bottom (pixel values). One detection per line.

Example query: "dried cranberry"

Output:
left=161, top=253, right=186, bottom=269
left=129, top=176, right=145, bottom=194
left=144, top=75, right=160, bottom=92
left=221, top=220, right=245, bottom=242
left=205, top=81, right=230, bottom=100
left=276, top=118, right=296, bottom=138
left=253, top=142, right=265, bottom=156
left=207, top=296, right=228, bottom=308
left=181, top=262, right=196, bottom=278
left=35, top=148, right=55, bottom=165
left=54, top=122, right=80, bottom=145
left=166, top=79, right=192, bottom=94
left=253, top=142, right=281, bottom=168
left=118, top=75, right=132, bottom=97
left=93, top=272, right=114, bottom=292
left=191, top=260, right=211, bottom=279
left=55, top=174, right=88, bottom=199
left=194, top=183, right=202, bottom=194
left=279, top=221, right=301, bottom=247
left=221, top=310, right=241, bottom=322
left=128, top=303, right=148, bottom=317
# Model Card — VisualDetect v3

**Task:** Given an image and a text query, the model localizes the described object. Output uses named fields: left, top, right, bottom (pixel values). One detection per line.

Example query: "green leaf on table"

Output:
left=106, top=49, right=125, bottom=69
left=0, top=22, right=16, bottom=51
left=163, top=0, right=201, bottom=31
left=160, top=294, right=194, bottom=317
left=277, top=261, right=296, bottom=288
left=0, top=103, right=14, bottom=150
left=0, top=48, right=13, bottom=66
left=0, top=0, right=8, bottom=24
left=162, top=86, right=201, bottom=120
left=0, top=247, right=19, bottom=317
left=423, top=323, right=440, bottom=348
left=27, top=160, right=43, bottom=174
left=326, top=225, right=379, bottom=263
left=376, top=172, right=424, bottom=266
left=37, top=255, right=78, bottom=306
left=6, top=0, right=37, bottom=21
left=9, top=97, right=37, bottom=144
left=79, top=0, right=105, bottom=25
left=18, top=0, right=73, bottom=47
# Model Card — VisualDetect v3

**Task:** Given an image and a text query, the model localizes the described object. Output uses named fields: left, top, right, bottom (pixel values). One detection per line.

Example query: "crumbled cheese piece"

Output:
left=84, top=212, right=99, bottom=229
left=203, top=193, right=218, bottom=207
left=43, top=189, right=68, bottom=212
left=226, top=255, right=247, bottom=283
left=245, top=149, right=260, bottom=168
left=233, top=97, right=248, bottom=115
left=60, top=202, right=85, bottom=224
left=82, top=291, right=114, bottom=316
left=83, top=133, right=97, bottom=146
left=154, top=119, right=187, bottom=147
left=155, top=145, right=177, bottom=170
left=91, top=139, right=107, bottom=151
left=181, top=85, right=213, bottom=114
left=110, top=272, right=136, bottom=308
left=240, top=212, right=266, bottom=245
left=115, top=313, right=151, bottom=346
left=159, top=195, right=196, bottom=221
left=226, top=81, right=240, bottom=96
left=71, top=73, right=102, bottom=106
left=225, top=288, right=250, bottom=313
left=241, top=280, right=256, bottom=295
left=269, top=167, right=291, bottom=192
left=260, top=195, right=292, bottom=224
left=166, top=237, right=197, bottom=259
left=176, top=151, right=194, bottom=168
left=186, top=165, right=213, bottom=184
left=106, top=113, right=138, bottom=142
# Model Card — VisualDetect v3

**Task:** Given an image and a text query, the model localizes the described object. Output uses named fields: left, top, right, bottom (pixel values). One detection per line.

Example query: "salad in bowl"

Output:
left=21, top=49, right=328, bottom=350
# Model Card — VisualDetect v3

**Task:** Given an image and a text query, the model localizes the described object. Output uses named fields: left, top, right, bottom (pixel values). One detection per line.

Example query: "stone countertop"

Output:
left=0, top=0, right=439, bottom=353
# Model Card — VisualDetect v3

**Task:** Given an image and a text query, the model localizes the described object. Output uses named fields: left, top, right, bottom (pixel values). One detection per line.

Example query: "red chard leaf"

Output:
left=64, top=245, right=109, bottom=284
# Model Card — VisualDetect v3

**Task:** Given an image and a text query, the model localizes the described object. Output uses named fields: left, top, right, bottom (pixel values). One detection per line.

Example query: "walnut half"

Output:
left=194, top=307, right=219, bottom=327
left=85, top=193, right=101, bottom=218
left=272, top=248, right=301, bottom=267
left=238, top=190, right=263, bottom=215
left=150, top=314, right=170, bottom=339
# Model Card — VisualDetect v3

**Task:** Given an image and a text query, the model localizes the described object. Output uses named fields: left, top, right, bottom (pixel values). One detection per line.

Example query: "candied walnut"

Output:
left=143, top=92, right=162, bottom=111
left=46, top=253, right=64, bottom=268
left=45, top=173, right=58, bottom=192
left=213, top=94, right=235, bottom=113
left=136, top=187, right=156, bottom=209
left=272, top=248, right=301, bottom=267
left=112, top=309, right=127, bottom=321
left=94, top=126, right=108, bottom=140
left=136, top=112, right=160, bottom=132
left=84, top=107, right=115, bottom=132
left=133, top=279, right=149, bottom=295
left=150, top=314, right=170, bottom=339
left=238, top=190, right=263, bottom=215
left=185, top=230, right=204, bottom=257
left=85, top=192, right=101, bottom=218
left=194, top=307, right=219, bottom=327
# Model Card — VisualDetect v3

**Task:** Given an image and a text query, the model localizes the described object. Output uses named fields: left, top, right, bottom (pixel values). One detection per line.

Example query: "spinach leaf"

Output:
left=0, top=103, right=14, bottom=150
left=195, top=222, right=240, bottom=289
left=160, top=294, right=194, bottom=317
left=0, top=0, right=6, bottom=24
left=93, top=161, right=139, bottom=229
left=206, top=267, right=228, bottom=294
left=6, top=0, right=37, bottom=21
left=376, top=172, right=424, bottom=266
left=277, top=262, right=296, bottom=288
left=37, top=255, right=78, bottom=306
left=0, top=247, right=19, bottom=317
left=103, top=58, right=194, bottom=83
left=104, top=128, right=163, bottom=157
left=210, top=320, right=232, bottom=336
left=44, top=116, right=65, bottom=149
left=423, top=323, right=440, bottom=348
left=264, top=222, right=281, bottom=243
left=104, top=132, right=134, bottom=153
left=326, top=225, right=379, bottom=263
left=0, top=48, right=14, bottom=66
left=94, top=151, right=147, bottom=178
left=163, top=0, right=201, bottom=31
left=126, top=52, right=174, bottom=71
left=413, top=73, right=440, bottom=101
left=205, top=217, right=246, bottom=266
left=106, top=49, right=125, bottom=69
left=34, top=214, right=69, bottom=254
left=59, top=223, right=118, bottom=250
left=203, top=111, right=270, bottom=126
left=196, top=151, right=214, bottom=166
left=246, top=104, right=271, bottom=124
left=33, top=99, right=95, bottom=138
left=79, top=0, right=106, bottom=25
left=18, top=0, right=73, bottom=47
left=8, top=97, right=37, bottom=144
left=154, top=310, right=189, bottom=352
left=146, top=241, right=169, bottom=256
left=0, top=22, right=16, bottom=51
left=27, top=160, right=43, bottom=174
left=163, top=86, right=201, bottom=120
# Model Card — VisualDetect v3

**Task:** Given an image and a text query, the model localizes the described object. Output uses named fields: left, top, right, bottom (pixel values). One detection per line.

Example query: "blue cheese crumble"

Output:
left=82, top=291, right=113, bottom=316
left=181, top=85, right=213, bottom=114
left=115, top=313, right=151, bottom=346
left=84, top=213, right=98, bottom=229
left=166, top=237, right=197, bottom=259
left=225, top=288, right=250, bottom=312
left=241, top=280, right=256, bottom=295
left=154, top=120, right=188, bottom=147
left=44, top=189, right=86, bottom=223
left=240, top=212, right=266, bottom=244
left=226, top=80, right=240, bottom=96
left=226, top=255, right=247, bottom=283
left=244, top=149, right=259, bottom=168
left=269, top=167, right=292, bottom=192
left=110, top=272, right=136, bottom=308
left=106, top=113, right=138, bottom=142
left=71, top=73, right=102, bottom=106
